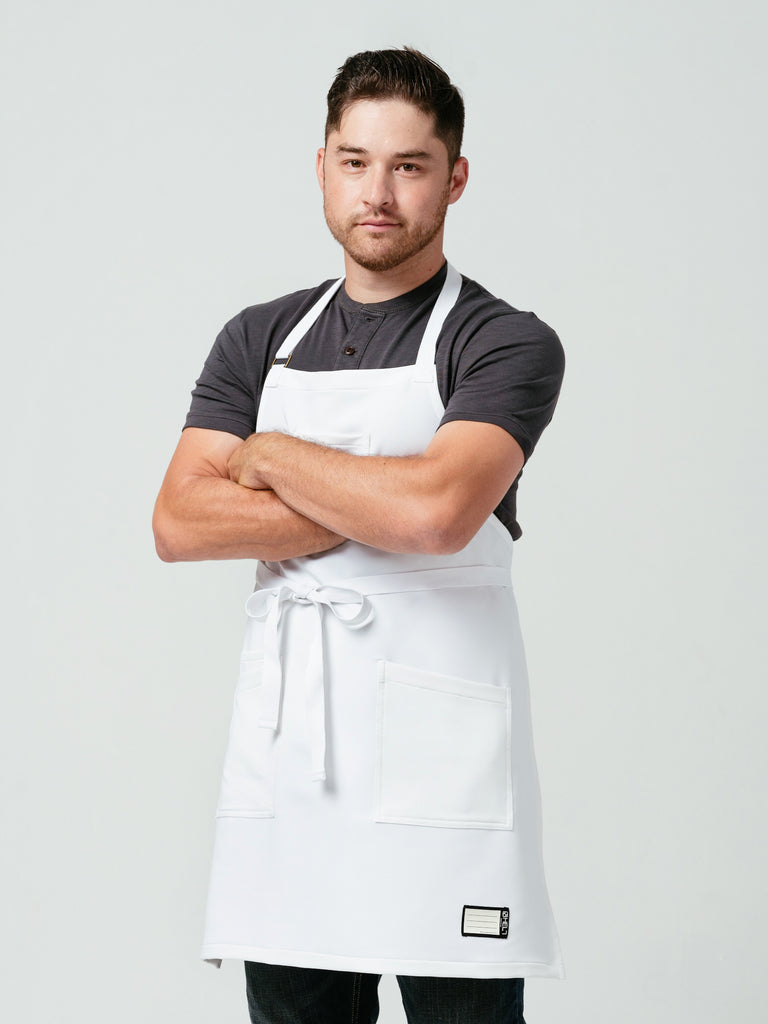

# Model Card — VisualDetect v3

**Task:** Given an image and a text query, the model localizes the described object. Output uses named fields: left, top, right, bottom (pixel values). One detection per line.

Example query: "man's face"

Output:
left=317, top=99, right=468, bottom=273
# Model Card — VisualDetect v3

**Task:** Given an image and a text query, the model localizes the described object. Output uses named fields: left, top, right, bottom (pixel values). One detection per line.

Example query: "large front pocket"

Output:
left=216, top=652, right=276, bottom=818
left=375, top=661, right=513, bottom=830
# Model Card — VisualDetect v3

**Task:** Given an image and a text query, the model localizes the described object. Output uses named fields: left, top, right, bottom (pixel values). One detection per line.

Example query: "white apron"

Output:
left=202, top=265, right=563, bottom=979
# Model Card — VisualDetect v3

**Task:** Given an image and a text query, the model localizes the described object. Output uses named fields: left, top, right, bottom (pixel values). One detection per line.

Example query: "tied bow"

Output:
left=244, top=581, right=374, bottom=782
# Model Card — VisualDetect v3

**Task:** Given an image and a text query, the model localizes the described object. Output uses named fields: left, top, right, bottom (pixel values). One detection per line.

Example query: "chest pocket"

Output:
left=295, top=431, right=371, bottom=455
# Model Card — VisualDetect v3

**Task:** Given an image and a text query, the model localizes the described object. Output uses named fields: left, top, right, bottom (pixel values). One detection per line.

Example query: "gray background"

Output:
left=2, top=1, right=766, bottom=1021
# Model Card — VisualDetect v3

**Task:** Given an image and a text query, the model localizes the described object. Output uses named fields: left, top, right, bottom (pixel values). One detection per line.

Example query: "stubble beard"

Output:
left=323, top=185, right=451, bottom=273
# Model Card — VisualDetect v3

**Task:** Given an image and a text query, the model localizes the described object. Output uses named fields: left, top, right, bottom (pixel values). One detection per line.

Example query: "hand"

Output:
left=227, top=432, right=278, bottom=489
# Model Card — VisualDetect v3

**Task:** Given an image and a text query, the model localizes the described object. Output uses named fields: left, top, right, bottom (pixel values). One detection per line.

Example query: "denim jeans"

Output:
left=244, top=961, right=525, bottom=1024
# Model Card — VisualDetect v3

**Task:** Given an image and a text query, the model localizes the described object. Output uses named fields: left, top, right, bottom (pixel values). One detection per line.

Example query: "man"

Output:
left=154, top=47, right=564, bottom=1024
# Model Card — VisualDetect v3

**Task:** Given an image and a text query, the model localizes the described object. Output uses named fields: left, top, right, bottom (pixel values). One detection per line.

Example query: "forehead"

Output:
left=332, top=98, right=445, bottom=155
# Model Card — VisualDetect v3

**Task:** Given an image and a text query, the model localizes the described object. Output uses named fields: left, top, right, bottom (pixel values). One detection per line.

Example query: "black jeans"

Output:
left=244, top=962, right=525, bottom=1024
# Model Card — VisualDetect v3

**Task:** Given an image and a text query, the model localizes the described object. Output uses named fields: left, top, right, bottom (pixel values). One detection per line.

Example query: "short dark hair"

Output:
left=325, top=47, right=465, bottom=168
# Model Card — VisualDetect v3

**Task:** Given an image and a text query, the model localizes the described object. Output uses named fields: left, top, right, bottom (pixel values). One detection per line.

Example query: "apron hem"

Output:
left=200, top=944, right=565, bottom=979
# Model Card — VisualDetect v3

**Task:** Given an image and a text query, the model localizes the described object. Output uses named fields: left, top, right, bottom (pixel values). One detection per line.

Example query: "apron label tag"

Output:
left=461, top=905, right=510, bottom=939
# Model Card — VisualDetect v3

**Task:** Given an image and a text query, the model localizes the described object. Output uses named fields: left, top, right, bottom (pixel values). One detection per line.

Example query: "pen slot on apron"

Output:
left=216, top=652, right=277, bottom=818
left=374, top=660, right=514, bottom=830
left=285, top=430, right=371, bottom=455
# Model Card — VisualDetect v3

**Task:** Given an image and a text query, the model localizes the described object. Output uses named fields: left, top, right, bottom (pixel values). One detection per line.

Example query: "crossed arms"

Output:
left=152, top=420, right=524, bottom=562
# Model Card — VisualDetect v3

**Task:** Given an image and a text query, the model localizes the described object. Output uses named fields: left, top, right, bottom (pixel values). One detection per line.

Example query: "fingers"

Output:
left=227, top=435, right=269, bottom=489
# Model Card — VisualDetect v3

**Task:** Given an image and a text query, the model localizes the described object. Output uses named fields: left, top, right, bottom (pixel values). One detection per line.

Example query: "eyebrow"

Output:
left=334, top=145, right=435, bottom=161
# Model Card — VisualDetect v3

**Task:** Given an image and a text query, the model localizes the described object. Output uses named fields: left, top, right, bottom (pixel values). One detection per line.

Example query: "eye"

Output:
left=344, top=159, right=364, bottom=168
left=398, top=163, right=418, bottom=173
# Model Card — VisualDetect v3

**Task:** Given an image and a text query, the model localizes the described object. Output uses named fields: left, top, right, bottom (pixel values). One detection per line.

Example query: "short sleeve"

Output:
left=184, top=312, right=258, bottom=439
left=439, top=311, right=565, bottom=461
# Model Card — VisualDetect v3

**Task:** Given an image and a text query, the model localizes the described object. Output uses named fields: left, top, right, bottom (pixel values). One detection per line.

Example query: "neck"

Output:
left=342, top=244, right=447, bottom=304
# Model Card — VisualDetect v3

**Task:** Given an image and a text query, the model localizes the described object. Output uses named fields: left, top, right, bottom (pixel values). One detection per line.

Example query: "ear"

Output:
left=316, top=148, right=326, bottom=191
left=447, top=156, right=469, bottom=206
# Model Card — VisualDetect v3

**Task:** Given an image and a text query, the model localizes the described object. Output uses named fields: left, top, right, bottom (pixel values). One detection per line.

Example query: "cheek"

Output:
left=409, top=185, right=444, bottom=218
left=324, top=176, right=353, bottom=210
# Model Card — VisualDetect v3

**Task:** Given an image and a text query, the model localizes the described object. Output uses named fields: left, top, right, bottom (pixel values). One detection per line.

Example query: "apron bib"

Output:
left=201, top=265, right=563, bottom=978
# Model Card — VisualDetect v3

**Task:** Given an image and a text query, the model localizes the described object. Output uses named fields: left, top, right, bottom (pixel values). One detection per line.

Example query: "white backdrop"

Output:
left=2, top=1, right=766, bottom=1022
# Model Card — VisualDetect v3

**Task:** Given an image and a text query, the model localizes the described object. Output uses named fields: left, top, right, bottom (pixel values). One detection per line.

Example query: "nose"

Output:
left=362, top=166, right=393, bottom=211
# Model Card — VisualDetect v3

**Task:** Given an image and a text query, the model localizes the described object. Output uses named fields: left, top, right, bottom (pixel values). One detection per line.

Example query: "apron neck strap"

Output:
left=413, top=263, right=463, bottom=383
left=265, top=277, right=344, bottom=387
left=266, top=263, right=462, bottom=387
left=273, top=277, right=345, bottom=363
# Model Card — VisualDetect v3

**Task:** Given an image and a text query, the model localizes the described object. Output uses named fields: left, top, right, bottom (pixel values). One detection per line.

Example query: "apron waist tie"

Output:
left=245, top=564, right=511, bottom=783
left=245, top=582, right=374, bottom=782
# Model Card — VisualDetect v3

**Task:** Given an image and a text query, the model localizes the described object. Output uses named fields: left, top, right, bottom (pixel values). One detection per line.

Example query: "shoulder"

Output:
left=449, top=273, right=565, bottom=372
left=219, top=279, right=339, bottom=352
left=438, top=273, right=566, bottom=464
left=185, top=277, right=339, bottom=437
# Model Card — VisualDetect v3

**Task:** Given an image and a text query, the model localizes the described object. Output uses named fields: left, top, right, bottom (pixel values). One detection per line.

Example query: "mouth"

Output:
left=356, top=220, right=400, bottom=231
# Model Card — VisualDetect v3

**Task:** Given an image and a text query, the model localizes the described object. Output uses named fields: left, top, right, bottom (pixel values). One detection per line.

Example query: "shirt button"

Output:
left=344, top=345, right=356, bottom=356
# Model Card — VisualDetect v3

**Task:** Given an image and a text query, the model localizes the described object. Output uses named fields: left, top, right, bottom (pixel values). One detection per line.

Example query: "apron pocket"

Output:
left=298, top=430, right=371, bottom=455
left=216, top=652, right=276, bottom=818
left=375, top=660, right=513, bottom=830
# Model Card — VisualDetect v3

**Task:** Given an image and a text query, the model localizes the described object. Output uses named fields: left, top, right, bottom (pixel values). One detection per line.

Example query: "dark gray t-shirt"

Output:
left=185, top=264, right=564, bottom=539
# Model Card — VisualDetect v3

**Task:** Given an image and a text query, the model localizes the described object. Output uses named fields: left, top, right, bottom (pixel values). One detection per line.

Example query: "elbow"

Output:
left=154, top=533, right=180, bottom=563
left=152, top=502, right=187, bottom=562
left=411, top=504, right=475, bottom=556
left=420, top=529, right=472, bottom=556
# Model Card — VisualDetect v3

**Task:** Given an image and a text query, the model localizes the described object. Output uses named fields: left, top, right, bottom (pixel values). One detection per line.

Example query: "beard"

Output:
left=323, top=185, right=451, bottom=272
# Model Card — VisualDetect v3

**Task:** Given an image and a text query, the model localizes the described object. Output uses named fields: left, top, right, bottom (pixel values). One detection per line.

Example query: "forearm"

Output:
left=228, top=424, right=525, bottom=555
left=275, top=454, right=434, bottom=552
left=236, top=435, right=469, bottom=554
left=152, top=474, right=343, bottom=562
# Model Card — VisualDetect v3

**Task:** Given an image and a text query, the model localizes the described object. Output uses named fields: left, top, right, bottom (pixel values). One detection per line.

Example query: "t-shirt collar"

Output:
left=336, top=262, right=448, bottom=315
